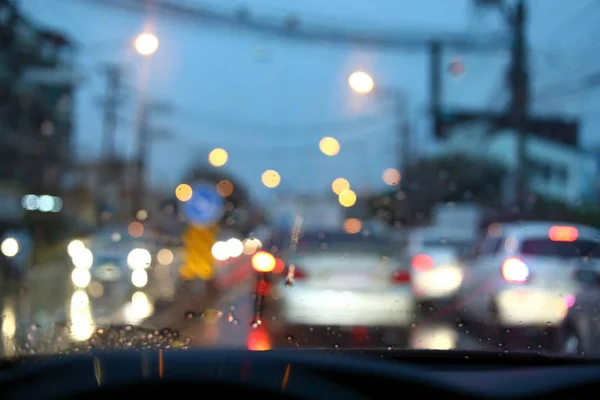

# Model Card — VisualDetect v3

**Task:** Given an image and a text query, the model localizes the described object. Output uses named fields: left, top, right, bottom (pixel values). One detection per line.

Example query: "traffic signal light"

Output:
left=433, top=109, right=578, bottom=146
left=179, top=224, right=219, bottom=281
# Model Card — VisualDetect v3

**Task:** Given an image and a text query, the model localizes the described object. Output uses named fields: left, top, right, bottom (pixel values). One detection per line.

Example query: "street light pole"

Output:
left=510, top=1, right=529, bottom=211
left=349, top=74, right=410, bottom=177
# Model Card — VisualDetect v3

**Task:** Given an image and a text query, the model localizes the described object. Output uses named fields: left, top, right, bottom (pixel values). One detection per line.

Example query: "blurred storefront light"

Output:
left=1, top=237, right=19, bottom=257
left=319, top=137, right=340, bottom=156
left=332, top=178, right=350, bottom=195
left=21, top=194, right=62, bottom=212
left=382, top=168, right=401, bottom=186
left=157, top=248, right=174, bottom=266
left=208, top=148, right=228, bottom=167
left=175, top=184, right=193, bottom=202
left=261, top=169, right=281, bottom=188
left=338, top=189, right=357, bottom=207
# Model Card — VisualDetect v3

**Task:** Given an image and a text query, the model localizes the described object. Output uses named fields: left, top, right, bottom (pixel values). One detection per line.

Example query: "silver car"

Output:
left=458, top=221, right=600, bottom=341
left=268, top=231, right=415, bottom=345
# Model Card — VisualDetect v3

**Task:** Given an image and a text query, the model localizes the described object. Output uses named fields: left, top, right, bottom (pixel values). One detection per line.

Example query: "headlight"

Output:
left=72, top=248, right=93, bottom=269
left=71, top=267, right=91, bottom=288
left=1, top=238, right=19, bottom=257
left=211, top=241, right=229, bottom=261
left=226, top=238, right=244, bottom=258
left=127, top=248, right=151, bottom=269
left=131, top=269, right=148, bottom=288
left=67, top=240, right=85, bottom=258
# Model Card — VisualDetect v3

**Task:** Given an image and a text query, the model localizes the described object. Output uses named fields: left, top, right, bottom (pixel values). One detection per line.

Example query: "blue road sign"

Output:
left=183, top=183, right=224, bottom=226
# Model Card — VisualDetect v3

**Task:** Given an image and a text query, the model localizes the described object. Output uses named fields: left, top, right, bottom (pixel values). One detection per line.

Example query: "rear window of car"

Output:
left=294, top=231, right=396, bottom=255
left=422, top=239, right=473, bottom=258
left=520, top=239, right=600, bottom=258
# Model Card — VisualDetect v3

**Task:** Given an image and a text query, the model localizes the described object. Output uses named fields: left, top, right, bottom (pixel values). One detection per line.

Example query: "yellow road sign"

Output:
left=180, top=224, right=218, bottom=280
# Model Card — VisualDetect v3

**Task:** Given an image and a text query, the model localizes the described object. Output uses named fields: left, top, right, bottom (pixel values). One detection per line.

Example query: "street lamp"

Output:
left=348, top=71, right=374, bottom=94
left=134, top=33, right=159, bottom=56
left=348, top=70, right=411, bottom=178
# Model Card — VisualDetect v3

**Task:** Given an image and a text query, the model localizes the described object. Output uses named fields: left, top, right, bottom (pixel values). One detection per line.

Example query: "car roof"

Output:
left=298, top=231, right=392, bottom=245
left=490, top=221, right=600, bottom=241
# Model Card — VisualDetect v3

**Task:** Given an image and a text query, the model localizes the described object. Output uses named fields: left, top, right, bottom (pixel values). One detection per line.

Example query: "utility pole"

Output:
left=132, top=100, right=171, bottom=216
left=509, top=0, right=529, bottom=211
left=97, top=64, right=125, bottom=219
left=394, top=94, right=411, bottom=174
left=99, top=64, right=123, bottom=160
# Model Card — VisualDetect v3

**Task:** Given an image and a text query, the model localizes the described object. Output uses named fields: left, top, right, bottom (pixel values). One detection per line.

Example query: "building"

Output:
left=0, top=0, right=77, bottom=199
left=437, top=120, right=598, bottom=207
left=62, top=159, right=162, bottom=224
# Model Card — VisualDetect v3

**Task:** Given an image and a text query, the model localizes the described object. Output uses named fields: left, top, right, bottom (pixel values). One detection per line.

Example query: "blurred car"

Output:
left=407, top=227, right=474, bottom=305
left=267, top=231, right=414, bottom=345
left=554, top=265, right=600, bottom=355
left=457, top=221, right=600, bottom=342
left=71, top=226, right=155, bottom=296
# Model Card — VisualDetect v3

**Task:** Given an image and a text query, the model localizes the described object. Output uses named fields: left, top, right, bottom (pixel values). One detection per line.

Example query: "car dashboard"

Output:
left=0, top=349, right=599, bottom=399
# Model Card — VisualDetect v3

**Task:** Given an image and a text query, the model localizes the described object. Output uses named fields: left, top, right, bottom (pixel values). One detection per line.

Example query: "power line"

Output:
left=119, top=82, right=400, bottom=136
left=73, top=0, right=508, bottom=52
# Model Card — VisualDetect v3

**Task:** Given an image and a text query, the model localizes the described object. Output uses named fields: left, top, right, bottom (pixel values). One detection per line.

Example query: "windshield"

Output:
left=2, top=0, right=599, bottom=363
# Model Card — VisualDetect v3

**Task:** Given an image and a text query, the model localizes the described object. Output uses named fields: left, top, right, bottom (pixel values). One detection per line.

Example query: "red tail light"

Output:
left=502, top=258, right=530, bottom=283
left=411, top=254, right=434, bottom=272
left=391, top=270, right=411, bottom=284
left=256, top=280, right=271, bottom=296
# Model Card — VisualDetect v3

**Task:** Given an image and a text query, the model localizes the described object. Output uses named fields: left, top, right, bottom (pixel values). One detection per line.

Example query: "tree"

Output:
left=183, top=165, right=265, bottom=235
left=368, top=154, right=507, bottom=226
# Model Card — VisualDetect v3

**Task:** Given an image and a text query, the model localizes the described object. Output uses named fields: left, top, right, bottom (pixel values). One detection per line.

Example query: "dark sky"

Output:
left=21, top=0, right=600, bottom=201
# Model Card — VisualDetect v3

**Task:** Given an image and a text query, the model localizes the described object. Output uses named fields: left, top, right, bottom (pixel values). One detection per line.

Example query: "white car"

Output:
left=407, top=227, right=474, bottom=304
left=268, top=231, right=415, bottom=345
left=458, top=221, right=600, bottom=337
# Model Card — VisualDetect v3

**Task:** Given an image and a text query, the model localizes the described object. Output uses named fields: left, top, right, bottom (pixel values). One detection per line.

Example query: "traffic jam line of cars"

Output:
left=247, top=223, right=600, bottom=352
left=65, top=230, right=184, bottom=342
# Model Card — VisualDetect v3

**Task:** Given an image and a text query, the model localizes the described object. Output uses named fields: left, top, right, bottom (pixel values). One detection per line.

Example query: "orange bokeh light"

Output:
left=128, top=221, right=144, bottom=238
left=247, top=326, right=271, bottom=351
left=251, top=251, right=276, bottom=273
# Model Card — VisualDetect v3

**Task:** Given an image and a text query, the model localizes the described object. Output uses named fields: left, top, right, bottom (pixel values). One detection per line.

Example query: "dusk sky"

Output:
left=20, top=0, right=600, bottom=201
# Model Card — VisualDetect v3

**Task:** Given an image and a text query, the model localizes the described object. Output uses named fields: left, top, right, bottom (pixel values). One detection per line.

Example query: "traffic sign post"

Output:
left=183, top=183, right=224, bottom=227
left=180, top=224, right=218, bottom=281
left=179, top=182, right=224, bottom=281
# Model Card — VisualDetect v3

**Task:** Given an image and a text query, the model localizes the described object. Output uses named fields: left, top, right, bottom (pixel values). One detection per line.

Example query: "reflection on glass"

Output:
left=1, top=301, right=17, bottom=356
left=411, top=324, right=458, bottom=350
left=123, top=291, right=153, bottom=325
left=70, top=290, right=94, bottom=341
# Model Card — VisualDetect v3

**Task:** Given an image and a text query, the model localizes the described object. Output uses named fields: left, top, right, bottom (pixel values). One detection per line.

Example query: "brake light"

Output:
left=411, top=254, right=434, bottom=272
left=502, top=258, right=529, bottom=283
left=549, top=226, right=578, bottom=242
left=256, top=280, right=271, bottom=296
left=391, top=270, right=411, bottom=284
